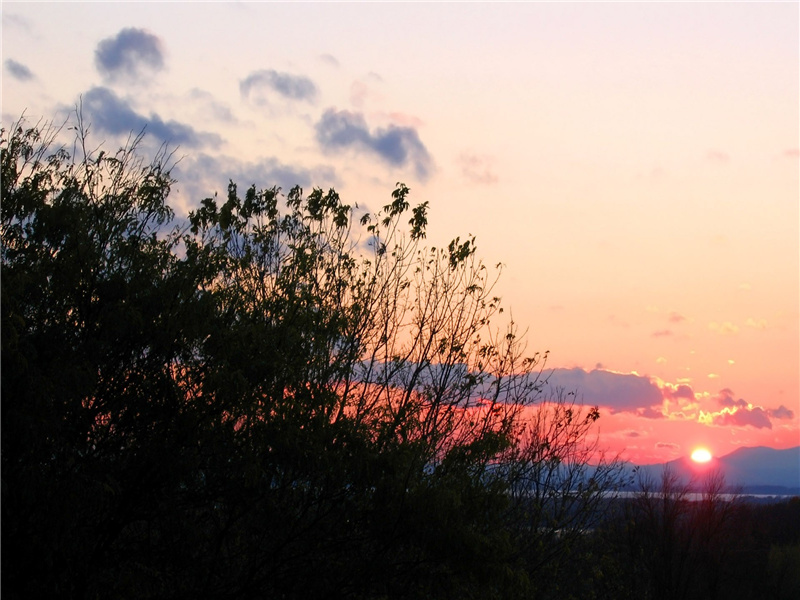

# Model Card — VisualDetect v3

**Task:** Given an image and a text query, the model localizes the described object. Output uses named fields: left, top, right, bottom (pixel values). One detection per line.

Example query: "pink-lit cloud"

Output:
left=710, top=407, right=772, bottom=429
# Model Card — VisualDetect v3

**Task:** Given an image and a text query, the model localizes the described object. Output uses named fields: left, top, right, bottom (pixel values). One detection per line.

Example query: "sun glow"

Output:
left=691, top=448, right=712, bottom=463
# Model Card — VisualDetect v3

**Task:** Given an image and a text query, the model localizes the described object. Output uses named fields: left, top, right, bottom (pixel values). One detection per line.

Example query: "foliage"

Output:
left=1, top=116, right=616, bottom=599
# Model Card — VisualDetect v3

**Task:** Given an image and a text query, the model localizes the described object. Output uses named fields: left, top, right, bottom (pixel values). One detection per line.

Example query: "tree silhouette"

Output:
left=2, top=115, right=618, bottom=599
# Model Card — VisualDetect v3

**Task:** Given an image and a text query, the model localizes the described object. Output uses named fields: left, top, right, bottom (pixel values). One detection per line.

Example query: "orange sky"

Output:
left=3, top=1, right=797, bottom=464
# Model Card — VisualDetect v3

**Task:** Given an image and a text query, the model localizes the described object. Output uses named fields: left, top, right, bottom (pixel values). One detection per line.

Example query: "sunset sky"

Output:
left=3, top=1, right=798, bottom=465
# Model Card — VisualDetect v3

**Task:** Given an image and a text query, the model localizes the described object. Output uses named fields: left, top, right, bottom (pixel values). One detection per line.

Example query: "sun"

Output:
left=691, top=448, right=712, bottom=463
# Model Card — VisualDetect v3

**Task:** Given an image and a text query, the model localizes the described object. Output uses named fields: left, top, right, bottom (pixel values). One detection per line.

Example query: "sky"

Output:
left=2, top=1, right=798, bottom=466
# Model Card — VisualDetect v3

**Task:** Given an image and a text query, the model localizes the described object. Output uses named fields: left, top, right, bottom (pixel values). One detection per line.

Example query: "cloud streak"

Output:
left=95, top=28, right=165, bottom=83
left=81, top=87, right=220, bottom=148
left=315, top=109, right=433, bottom=180
left=4, top=59, right=33, bottom=81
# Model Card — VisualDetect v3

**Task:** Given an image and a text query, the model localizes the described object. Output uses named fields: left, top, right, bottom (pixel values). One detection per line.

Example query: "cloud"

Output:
left=350, top=81, right=372, bottom=108
left=745, top=317, right=767, bottom=330
left=663, top=384, right=695, bottom=401
left=707, top=150, right=730, bottom=164
left=656, top=442, right=680, bottom=450
left=188, top=88, right=237, bottom=123
left=697, top=389, right=776, bottom=429
left=545, top=368, right=663, bottom=414
left=652, top=329, right=672, bottom=337
left=2, top=13, right=32, bottom=34
left=784, top=149, right=799, bottom=158
left=625, top=431, right=641, bottom=438
left=95, top=28, right=165, bottom=82
left=4, top=59, right=33, bottom=81
left=319, top=53, right=340, bottom=67
left=171, top=153, right=337, bottom=215
left=769, top=405, right=795, bottom=420
left=458, top=152, right=498, bottom=185
left=315, top=109, right=433, bottom=180
left=240, top=69, right=318, bottom=104
left=709, top=321, right=739, bottom=335
left=637, top=407, right=666, bottom=419
left=668, top=311, right=686, bottom=323
left=716, top=388, right=747, bottom=408
left=711, top=406, right=772, bottom=429
left=81, top=87, right=220, bottom=148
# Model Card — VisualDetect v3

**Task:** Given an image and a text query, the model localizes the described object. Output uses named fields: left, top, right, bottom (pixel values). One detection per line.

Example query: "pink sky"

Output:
left=3, top=1, right=797, bottom=464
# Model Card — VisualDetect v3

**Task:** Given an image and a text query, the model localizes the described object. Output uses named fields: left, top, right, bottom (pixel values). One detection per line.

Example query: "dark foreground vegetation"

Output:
left=2, top=117, right=798, bottom=599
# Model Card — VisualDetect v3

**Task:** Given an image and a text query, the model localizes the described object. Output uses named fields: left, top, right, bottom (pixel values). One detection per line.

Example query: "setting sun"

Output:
left=691, top=448, right=713, bottom=463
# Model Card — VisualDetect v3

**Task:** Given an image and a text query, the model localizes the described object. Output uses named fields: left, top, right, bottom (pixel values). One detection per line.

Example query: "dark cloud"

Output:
left=82, top=87, right=220, bottom=148
left=240, top=70, right=318, bottom=104
left=315, top=109, right=433, bottom=180
left=637, top=407, right=665, bottom=419
left=4, top=59, right=33, bottom=81
left=625, top=431, right=641, bottom=438
left=712, top=407, right=772, bottom=430
left=652, top=329, right=672, bottom=337
left=661, top=384, right=695, bottom=402
left=769, top=405, right=795, bottom=420
left=95, top=28, right=165, bottom=82
left=545, top=368, right=663, bottom=414
left=716, top=389, right=747, bottom=409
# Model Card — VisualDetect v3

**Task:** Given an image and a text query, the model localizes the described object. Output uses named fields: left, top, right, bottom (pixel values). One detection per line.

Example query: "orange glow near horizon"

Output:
left=691, top=448, right=712, bottom=463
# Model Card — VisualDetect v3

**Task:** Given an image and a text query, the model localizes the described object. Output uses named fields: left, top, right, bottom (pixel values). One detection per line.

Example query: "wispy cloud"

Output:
left=188, top=88, right=237, bottom=124
left=707, top=149, right=730, bottom=164
left=315, top=109, right=433, bottom=180
left=4, top=59, right=33, bottom=81
left=655, top=442, right=680, bottom=450
left=457, top=152, right=498, bottom=185
left=319, top=53, right=339, bottom=67
left=745, top=317, right=767, bottom=330
left=668, top=311, right=686, bottom=323
left=709, top=321, right=739, bottom=335
left=81, top=87, right=220, bottom=148
left=95, top=28, right=165, bottom=83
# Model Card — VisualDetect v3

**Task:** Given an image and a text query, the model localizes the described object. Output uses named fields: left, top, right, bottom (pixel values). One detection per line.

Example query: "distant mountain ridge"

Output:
left=623, top=446, right=800, bottom=494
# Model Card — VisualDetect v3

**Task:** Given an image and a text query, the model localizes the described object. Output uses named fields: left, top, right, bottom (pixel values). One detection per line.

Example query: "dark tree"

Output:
left=2, top=116, right=618, bottom=599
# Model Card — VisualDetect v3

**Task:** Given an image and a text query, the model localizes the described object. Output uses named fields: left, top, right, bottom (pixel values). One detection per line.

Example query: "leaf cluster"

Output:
left=2, top=117, right=618, bottom=599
